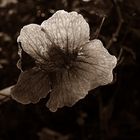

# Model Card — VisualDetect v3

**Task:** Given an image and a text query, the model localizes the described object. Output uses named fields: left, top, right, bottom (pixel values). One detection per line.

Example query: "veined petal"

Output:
left=46, top=70, right=90, bottom=112
left=79, top=39, right=117, bottom=89
left=17, top=24, right=52, bottom=62
left=41, top=10, right=90, bottom=50
left=11, top=68, right=51, bottom=104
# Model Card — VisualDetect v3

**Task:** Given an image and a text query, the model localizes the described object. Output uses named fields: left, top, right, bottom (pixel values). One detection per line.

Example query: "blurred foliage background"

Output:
left=0, top=0, right=140, bottom=140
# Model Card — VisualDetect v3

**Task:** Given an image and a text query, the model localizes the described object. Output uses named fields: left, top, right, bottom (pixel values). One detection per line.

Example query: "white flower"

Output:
left=11, top=10, right=117, bottom=112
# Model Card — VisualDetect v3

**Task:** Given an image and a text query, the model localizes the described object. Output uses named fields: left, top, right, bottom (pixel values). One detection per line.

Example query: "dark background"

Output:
left=0, top=0, right=140, bottom=140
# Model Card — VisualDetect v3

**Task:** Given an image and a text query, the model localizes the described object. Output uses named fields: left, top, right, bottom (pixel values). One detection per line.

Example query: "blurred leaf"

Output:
left=38, top=128, right=70, bottom=140
left=0, top=32, right=12, bottom=42
left=0, top=0, right=17, bottom=7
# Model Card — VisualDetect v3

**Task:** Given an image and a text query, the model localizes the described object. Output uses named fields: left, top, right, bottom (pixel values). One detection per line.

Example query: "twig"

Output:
left=106, top=0, right=124, bottom=49
left=0, top=92, right=10, bottom=97
left=0, top=85, right=13, bottom=102
left=117, top=47, right=124, bottom=65
left=94, top=16, right=106, bottom=39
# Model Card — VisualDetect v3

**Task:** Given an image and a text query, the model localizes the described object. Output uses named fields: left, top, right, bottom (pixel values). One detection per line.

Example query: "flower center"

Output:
left=39, top=46, right=79, bottom=72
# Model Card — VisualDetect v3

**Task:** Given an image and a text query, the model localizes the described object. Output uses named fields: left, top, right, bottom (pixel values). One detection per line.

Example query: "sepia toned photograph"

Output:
left=0, top=0, right=140, bottom=140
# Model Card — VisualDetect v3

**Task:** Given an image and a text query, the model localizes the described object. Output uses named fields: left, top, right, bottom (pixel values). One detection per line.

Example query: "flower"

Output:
left=11, top=10, right=117, bottom=112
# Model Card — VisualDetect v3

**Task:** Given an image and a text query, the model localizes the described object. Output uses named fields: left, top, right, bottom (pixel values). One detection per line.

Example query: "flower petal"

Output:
left=80, top=39, right=117, bottom=89
left=11, top=68, right=51, bottom=104
left=46, top=70, right=90, bottom=112
left=41, top=10, right=89, bottom=50
left=17, top=24, right=52, bottom=62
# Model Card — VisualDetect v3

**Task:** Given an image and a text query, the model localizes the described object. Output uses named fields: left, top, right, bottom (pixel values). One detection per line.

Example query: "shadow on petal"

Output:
left=11, top=68, right=51, bottom=104
left=46, top=70, right=90, bottom=112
